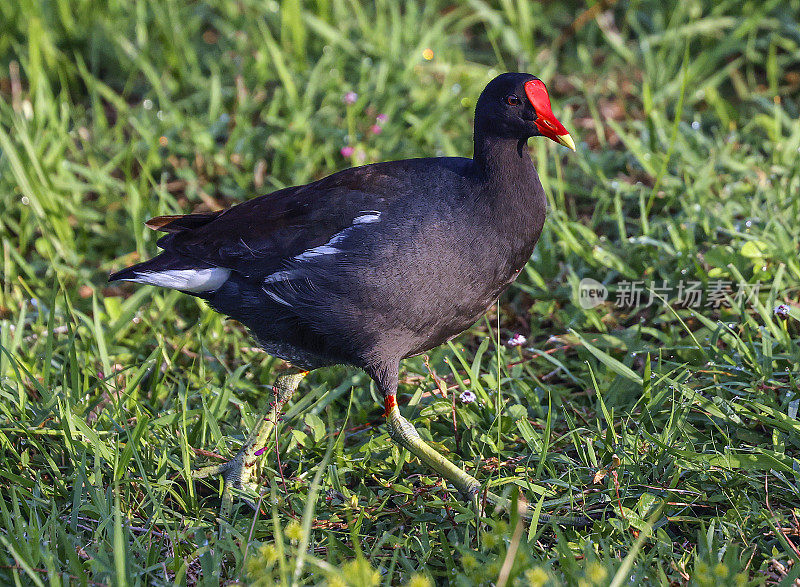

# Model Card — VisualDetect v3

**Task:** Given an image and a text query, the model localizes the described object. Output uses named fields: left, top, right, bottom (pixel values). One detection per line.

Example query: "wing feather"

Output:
left=148, top=164, right=400, bottom=280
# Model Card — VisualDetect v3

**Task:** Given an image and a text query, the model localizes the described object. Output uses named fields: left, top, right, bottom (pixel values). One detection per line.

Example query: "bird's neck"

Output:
left=472, top=130, right=544, bottom=205
left=473, top=131, right=534, bottom=186
left=471, top=129, right=548, bottom=255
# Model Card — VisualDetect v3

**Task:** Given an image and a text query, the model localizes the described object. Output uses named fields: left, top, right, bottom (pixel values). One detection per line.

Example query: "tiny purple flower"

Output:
left=376, top=113, right=388, bottom=123
left=507, top=333, right=527, bottom=347
left=370, top=124, right=382, bottom=135
left=774, top=304, right=791, bottom=320
left=340, top=146, right=354, bottom=157
left=343, top=91, right=358, bottom=105
left=459, top=390, right=476, bottom=404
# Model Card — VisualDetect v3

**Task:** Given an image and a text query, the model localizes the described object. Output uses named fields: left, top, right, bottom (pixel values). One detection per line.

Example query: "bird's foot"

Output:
left=384, top=395, right=596, bottom=527
left=193, top=452, right=263, bottom=520
left=191, top=371, right=307, bottom=522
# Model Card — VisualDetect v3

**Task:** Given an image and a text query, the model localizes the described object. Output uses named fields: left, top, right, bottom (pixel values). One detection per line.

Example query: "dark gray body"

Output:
left=202, top=153, right=546, bottom=375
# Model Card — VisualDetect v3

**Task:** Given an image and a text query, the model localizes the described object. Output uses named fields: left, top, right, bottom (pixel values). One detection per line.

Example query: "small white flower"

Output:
left=507, top=333, right=527, bottom=347
left=459, top=390, right=476, bottom=404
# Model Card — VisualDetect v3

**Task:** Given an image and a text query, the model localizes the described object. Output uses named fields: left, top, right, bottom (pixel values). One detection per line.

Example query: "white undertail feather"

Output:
left=124, top=268, right=231, bottom=293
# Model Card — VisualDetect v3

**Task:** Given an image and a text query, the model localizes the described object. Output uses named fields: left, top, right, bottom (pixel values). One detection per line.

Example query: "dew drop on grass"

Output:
left=691, top=121, right=700, bottom=130
left=143, top=99, right=153, bottom=110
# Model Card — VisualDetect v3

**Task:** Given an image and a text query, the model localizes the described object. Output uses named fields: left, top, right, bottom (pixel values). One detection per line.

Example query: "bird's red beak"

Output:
left=524, top=79, right=576, bottom=151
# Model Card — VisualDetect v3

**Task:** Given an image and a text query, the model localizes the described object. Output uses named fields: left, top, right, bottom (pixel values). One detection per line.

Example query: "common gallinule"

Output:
left=111, top=72, right=582, bottom=523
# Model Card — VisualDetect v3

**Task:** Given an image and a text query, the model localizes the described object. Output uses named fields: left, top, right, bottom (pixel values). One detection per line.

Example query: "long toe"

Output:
left=192, top=460, right=233, bottom=479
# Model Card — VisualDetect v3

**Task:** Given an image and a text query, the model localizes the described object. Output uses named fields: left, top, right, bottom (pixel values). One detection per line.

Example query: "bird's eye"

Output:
left=505, top=95, right=521, bottom=106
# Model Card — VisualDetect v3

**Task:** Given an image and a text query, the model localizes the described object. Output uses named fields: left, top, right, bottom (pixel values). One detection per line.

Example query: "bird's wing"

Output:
left=152, top=164, right=402, bottom=281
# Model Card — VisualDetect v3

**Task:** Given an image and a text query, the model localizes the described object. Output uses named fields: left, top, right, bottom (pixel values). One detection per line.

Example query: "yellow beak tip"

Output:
left=557, top=133, right=576, bottom=152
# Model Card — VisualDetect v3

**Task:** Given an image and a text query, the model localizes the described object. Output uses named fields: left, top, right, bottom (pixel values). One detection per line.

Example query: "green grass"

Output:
left=2, top=0, right=800, bottom=584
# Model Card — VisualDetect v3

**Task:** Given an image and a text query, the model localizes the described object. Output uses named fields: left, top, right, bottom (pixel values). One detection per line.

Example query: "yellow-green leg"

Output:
left=385, top=395, right=481, bottom=496
left=194, top=371, right=307, bottom=520
left=384, top=395, right=594, bottom=527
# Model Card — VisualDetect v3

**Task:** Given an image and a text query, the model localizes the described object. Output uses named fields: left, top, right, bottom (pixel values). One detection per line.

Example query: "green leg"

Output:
left=193, top=371, right=307, bottom=520
left=384, top=396, right=594, bottom=527
left=385, top=395, right=481, bottom=497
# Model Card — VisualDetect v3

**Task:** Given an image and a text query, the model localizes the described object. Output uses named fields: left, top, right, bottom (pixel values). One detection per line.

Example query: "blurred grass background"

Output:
left=2, top=0, right=800, bottom=584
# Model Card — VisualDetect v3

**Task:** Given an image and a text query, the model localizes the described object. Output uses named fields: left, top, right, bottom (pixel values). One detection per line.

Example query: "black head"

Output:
left=474, top=72, right=575, bottom=150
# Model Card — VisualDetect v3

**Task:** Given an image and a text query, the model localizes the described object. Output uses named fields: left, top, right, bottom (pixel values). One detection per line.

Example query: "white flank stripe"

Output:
left=263, top=289, right=292, bottom=306
left=263, top=211, right=381, bottom=284
left=132, top=268, right=231, bottom=292
left=294, top=245, right=341, bottom=261
left=263, top=269, right=299, bottom=284
left=352, top=212, right=381, bottom=224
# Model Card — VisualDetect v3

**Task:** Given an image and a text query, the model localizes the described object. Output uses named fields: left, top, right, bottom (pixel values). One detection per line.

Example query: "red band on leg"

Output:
left=384, top=395, right=397, bottom=417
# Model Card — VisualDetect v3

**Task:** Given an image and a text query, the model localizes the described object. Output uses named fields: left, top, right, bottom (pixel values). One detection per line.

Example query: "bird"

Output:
left=110, top=72, right=586, bottom=525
